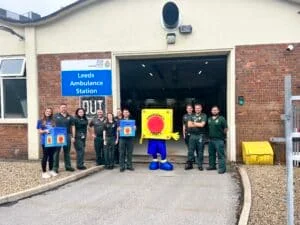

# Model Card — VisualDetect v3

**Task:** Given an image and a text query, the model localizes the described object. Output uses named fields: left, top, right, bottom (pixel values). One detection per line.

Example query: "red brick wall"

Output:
left=38, top=52, right=113, bottom=160
left=0, top=124, right=28, bottom=159
left=236, top=43, right=300, bottom=162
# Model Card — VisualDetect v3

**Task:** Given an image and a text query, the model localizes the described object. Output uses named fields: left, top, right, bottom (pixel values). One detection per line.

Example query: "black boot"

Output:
left=185, top=161, right=193, bottom=170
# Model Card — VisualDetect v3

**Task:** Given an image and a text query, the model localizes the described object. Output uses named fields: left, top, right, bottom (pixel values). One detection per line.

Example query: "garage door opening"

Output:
left=119, top=55, right=227, bottom=154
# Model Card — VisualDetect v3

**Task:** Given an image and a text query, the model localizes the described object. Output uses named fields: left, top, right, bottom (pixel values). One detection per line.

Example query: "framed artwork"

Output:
left=45, top=127, right=67, bottom=147
left=119, top=120, right=136, bottom=137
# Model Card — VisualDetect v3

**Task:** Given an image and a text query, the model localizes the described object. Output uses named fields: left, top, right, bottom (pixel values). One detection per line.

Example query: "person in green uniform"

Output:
left=113, top=108, right=123, bottom=164
left=185, top=103, right=207, bottom=171
left=103, top=113, right=119, bottom=169
left=89, top=109, right=106, bottom=166
left=53, top=103, right=75, bottom=173
left=182, top=104, right=195, bottom=162
left=71, top=108, right=88, bottom=170
left=207, top=106, right=228, bottom=174
left=118, top=108, right=136, bottom=172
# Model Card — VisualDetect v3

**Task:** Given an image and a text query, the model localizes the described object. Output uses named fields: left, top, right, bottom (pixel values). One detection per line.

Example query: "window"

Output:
left=0, top=57, right=27, bottom=119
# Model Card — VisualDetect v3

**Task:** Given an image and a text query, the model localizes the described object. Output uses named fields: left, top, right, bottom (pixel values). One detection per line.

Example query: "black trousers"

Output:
left=41, top=145, right=57, bottom=172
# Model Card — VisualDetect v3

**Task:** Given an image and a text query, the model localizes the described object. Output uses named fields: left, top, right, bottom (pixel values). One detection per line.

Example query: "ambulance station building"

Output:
left=0, top=0, right=299, bottom=162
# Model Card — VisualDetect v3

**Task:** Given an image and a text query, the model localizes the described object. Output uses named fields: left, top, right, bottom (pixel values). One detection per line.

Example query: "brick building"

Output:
left=0, top=0, right=299, bottom=162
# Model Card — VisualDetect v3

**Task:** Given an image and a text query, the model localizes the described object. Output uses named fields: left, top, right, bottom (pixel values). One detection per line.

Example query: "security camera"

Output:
left=286, top=44, right=294, bottom=51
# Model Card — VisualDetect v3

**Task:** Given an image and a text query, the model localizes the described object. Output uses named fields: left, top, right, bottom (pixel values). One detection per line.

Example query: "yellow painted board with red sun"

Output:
left=141, top=109, right=178, bottom=140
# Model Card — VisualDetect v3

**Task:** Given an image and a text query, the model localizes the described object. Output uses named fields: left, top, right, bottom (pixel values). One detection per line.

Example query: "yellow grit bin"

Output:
left=242, top=141, right=274, bottom=165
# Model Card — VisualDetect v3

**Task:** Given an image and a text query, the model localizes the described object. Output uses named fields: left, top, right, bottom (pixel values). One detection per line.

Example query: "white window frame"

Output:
left=0, top=57, right=26, bottom=77
left=0, top=56, right=27, bottom=123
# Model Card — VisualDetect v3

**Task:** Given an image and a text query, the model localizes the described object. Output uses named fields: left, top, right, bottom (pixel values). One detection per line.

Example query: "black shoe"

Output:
left=53, top=169, right=59, bottom=173
left=77, top=166, right=87, bottom=170
left=218, top=170, right=226, bottom=174
left=185, top=162, right=193, bottom=170
left=198, top=166, right=203, bottom=171
left=127, top=167, right=134, bottom=171
left=120, top=168, right=125, bottom=172
left=66, top=167, right=75, bottom=172
left=206, top=167, right=217, bottom=171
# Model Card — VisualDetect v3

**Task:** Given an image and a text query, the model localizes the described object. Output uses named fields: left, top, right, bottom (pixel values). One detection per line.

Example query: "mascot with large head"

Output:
left=140, top=109, right=179, bottom=171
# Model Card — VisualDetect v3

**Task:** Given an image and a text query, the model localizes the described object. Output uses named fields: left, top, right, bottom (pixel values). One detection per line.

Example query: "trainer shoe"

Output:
left=42, top=172, right=51, bottom=179
left=49, top=170, right=58, bottom=177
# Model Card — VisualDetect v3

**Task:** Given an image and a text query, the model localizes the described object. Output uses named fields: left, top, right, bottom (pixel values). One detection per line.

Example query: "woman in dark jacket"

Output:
left=71, top=108, right=88, bottom=170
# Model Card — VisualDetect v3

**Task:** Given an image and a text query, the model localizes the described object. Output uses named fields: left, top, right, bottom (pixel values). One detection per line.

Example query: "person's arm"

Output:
left=37, top=120, right=49, bottom=134
left=115, top=124, right=119, bottom=144
left=194, top=114, right=207, bottom=128
left=103, top=130, right=107, bottom=145
left=71, top=124, right=76, bottom=143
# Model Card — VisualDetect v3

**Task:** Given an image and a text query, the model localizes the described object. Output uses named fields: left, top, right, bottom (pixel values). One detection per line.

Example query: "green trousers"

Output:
left=94, top=136, right=105, bottom=165
left=208, top=139, right=226, bottom=172
left=119, top=138, right=134, bottom=170
left=53, top=134, right=72, bottom=171
left=74, top=138, right=86, bottom=168
left=188, top=134, right=204, bottom=167
left=104, top=137, right=115, bottom=167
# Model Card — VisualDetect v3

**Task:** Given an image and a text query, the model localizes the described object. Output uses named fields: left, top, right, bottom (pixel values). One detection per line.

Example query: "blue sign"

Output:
left=45, top=127, right=67, bottom=147
left=120, top=120, right=136, bottom=137
left=61, top=59, right=112, bottom=96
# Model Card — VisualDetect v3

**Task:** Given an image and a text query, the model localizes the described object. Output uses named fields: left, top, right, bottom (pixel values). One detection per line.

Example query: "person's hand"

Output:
left=183, top=133, right=186, bottom=139
left=117, top=127, right=121, bottom=131
left=92, top=134, right=96, bottom=138
left=44, top=129, right=50, bottom=134
left=104, top=140, right=107, bottom=146
left=71, top=137, right=75, bottom=143
left=115, top=140, right=118, bottom=145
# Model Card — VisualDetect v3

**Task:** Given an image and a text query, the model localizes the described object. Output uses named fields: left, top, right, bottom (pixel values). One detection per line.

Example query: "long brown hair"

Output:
left=41, top=107, right=55, bottom=127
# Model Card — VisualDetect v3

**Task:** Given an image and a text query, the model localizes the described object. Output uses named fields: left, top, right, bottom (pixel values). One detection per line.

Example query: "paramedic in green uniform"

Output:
left=71, top=108, right=88, bottom=170
left=182, top=104, right=195, bottom=161
left=207, top=106, right=228, bottom=174
left=89, top=109, right=106, bottom=166
left=114, top=108, right=123, bottom=164
left=185, top=103, right=207, bottom=171
left=118, top=109, right=136, bottom=172
left=53, top=103, right=75, bottom=173
left=103, top=112, right=118, bottom=169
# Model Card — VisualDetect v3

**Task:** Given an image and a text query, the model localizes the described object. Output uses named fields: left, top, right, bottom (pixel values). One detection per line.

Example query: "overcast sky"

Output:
left=0, top=0, right=78, bottom=17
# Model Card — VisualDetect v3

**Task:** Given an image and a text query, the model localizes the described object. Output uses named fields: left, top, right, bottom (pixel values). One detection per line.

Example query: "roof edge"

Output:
left=0, top=0, right=98, bottom=27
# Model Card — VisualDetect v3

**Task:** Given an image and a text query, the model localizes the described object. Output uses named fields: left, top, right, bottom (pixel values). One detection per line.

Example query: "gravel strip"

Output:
left=244, top=165, right=300, bottom=225
left=0, top=160, right=94, bottom=197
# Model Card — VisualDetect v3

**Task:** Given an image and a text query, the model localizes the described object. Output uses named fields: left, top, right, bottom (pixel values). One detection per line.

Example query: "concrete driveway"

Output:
left=0, top=164, right=240, bottom=225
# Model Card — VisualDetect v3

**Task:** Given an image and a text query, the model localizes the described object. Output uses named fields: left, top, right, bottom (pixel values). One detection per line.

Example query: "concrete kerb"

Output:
left=0, top=165, right=104, bottom=206
left=238, top=166, right=252, bottom=225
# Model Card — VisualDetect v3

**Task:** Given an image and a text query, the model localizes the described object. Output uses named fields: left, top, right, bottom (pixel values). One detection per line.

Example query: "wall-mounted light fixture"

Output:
left=166, top=33, right=176, bottom=44
left=0, top=25, right=25, bottom=41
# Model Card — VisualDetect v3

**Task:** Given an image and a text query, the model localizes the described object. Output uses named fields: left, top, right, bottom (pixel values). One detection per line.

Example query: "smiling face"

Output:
left=60, top=104, right=67, bottom=114
left=107, top=113, right=113, bottom=121
left=186, top=105, right=193, bottom=114
left=97, top=109, right=103, bottom=118
left=77, top=109, right=85, bottom=117
left=194, top=104, right=202, bottom=114
left=44, top=108, right=53, bottom=117
left=211, top=106, right=220, bottom=116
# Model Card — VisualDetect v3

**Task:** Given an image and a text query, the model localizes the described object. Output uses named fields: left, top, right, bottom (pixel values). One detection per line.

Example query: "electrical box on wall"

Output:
left=238, top=96, right=245, bottom=105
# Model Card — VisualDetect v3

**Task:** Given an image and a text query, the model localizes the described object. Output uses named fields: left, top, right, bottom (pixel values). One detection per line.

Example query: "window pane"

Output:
left=3, top=79, right=27, bottom=118
left=0, top=59, right=25, bottom=75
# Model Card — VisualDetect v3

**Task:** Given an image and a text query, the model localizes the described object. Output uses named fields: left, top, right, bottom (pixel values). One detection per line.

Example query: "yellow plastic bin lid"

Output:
left=242, top=141, right=274, bottom=155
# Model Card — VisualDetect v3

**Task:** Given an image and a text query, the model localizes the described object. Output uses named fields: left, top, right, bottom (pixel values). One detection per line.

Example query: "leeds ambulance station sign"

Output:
left=61, top=59, right=112, bottom=96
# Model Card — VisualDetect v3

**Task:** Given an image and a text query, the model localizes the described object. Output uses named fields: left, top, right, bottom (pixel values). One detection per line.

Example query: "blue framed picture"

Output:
left=120, top=120, right=136, bottom=137
left=45, top=127, right=67, bottom=147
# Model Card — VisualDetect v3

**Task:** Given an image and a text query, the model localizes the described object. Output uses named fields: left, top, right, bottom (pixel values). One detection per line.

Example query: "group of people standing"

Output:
left=37, top=104, right=135, bottom=179
left=182, top=104, right=228, bottom=174
left=37, top=102, right=227, bottom=178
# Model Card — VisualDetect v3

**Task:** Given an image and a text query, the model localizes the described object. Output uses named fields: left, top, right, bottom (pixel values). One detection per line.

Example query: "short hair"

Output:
left=194, top=103, right=203, bottom=107
left=186, top=104, right=193, bottom=108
